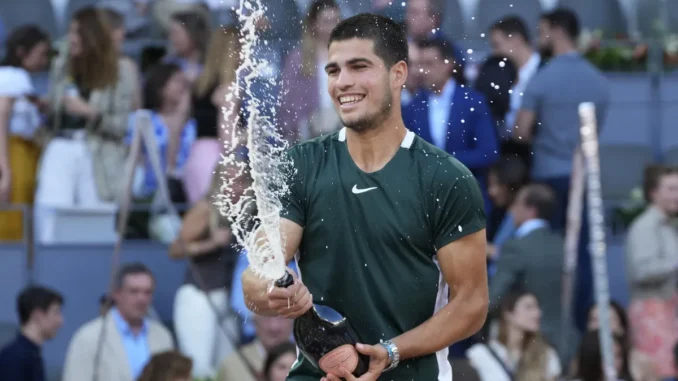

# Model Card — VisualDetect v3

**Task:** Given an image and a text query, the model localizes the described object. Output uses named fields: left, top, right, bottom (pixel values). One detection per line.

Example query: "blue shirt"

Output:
left=514, top=218, right=549, bottom=238
left=0, top=334, right=44, bottom=381
left=111, top=308, right=150, bottom=379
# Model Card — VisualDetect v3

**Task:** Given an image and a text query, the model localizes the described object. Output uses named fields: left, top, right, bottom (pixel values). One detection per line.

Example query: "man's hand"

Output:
left=322, top=343, right=389, bottom=381
left=266, top=269, right=312, bottom=319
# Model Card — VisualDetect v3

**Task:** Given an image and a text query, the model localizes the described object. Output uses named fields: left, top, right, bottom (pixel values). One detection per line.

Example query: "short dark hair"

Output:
left=643, top=164, right=678, bottom=203
left=17, top=286, right=64, bottom=325
left=143, top=63, right=182, bottom=111
left=418, top=37, right=465, bottom=85
left=264, top=342, right=297, bottom=379
left=328, top=13, right=408, bottom=68
left=489, top=156, right=528, bottom=194
left=521, top=183, right=557, bottom=220
left=0, top=25, right=50, bottom=67
left=490, top=15, right=531, bottom=43
left=542, top=8, right=580, bottom=41
left=115, top=263, right=154, bottom=290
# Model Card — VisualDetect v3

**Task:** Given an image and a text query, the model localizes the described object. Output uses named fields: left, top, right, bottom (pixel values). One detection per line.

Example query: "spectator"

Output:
left=151, top=0, right=210, bottom=36
left=485, top=156, right=528, bottom=268
left=583, top=302, right=658, bottom=381
left=217, top=315, right=293, bottom=381
left=405, top=0, right=444, bottom=41
left=403, top=37, right=499, bottom=212
left=34, top=7, right=138, bottom=244
left=263, top=342, right=297, bottom=381
left=626, top=165, right=678, bottom=378
left=168, top=160, right=254, bottom=378
left=512, top=7, right=609, bottom=332
left=100, top=7, right=142, bottom=110
left=62, top=263, right=174, bottom=381
left=0, top=286, right=64, bottom=381
left=128, top=62, right=195, bottom=201
left=401, top=40, right=423, bottom=107
left=467, top=290, right=561, bottom=381
left=163, top=11, right=209, bottom=83
left=572, top=331, right=632, bottom=381
left=473, top=55, right=517, bottom=140
left=137, top=351, right=193, bottom=381
left=488, top=183, right=570, bottom=361
left=279, top=0, right=342, bottom=143
left=489, top=16, right=543, bottom=138
left=0, top=25, right=51, bottom=241
left=183, top=25, right=241, bottom=203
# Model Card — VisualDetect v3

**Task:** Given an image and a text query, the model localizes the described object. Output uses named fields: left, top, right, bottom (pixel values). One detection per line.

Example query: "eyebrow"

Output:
left=324, top=57, right=374, bottom=72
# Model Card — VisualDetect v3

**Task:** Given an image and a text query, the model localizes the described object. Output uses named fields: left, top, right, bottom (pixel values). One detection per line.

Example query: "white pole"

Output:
left=578, top=102, right=617, bottom=381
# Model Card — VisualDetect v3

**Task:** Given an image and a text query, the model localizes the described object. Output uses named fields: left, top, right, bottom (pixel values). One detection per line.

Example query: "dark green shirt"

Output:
left=281, top=128, right=486, bottom=381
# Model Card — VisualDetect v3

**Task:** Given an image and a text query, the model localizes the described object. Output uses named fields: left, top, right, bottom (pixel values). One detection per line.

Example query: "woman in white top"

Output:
left=466, top=289, right=562, bottom=381
left=0, top=25, right=51, bottom=241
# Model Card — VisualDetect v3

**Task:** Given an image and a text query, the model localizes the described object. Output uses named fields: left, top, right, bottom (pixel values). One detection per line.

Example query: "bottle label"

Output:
left=318, top=344, right=359, bottom=374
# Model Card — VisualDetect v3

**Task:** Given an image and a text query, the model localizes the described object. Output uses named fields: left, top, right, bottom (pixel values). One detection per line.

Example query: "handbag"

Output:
left=117, top=110, right=183, bottom=244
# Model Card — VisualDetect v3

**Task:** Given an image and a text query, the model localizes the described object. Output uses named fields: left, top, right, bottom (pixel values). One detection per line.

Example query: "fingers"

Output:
left=267, top=278, right=312, bottom=318
left=322, top=374, right=342, bottom=381
left=355, top=343, right=379, bottom=356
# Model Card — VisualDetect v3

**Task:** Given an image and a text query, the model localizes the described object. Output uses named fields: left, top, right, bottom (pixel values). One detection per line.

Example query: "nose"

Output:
left=334, top=69, right=355, bottom=90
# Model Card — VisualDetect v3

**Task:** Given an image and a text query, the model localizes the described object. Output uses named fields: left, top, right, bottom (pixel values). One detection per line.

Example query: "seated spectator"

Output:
left=571, top=330, right=632, bottom=381
left=163, top=11, right=209, bottom=83
left=625, top=165, right=678, bottom=378
left=217, top=314, right=293, bottom=381
left=127, top=62, right=195, bottom=200
left=183, top=26, right=241, bottom=203
left=263, top=342, right=297, bottom=381
left=62, top=263, right=174, bottom=381
left=279, top=0, right=342, bottom=143
left=581, top=302, right=657, bottom=381
left=100, top=7, right=141, bottom=110
left=485, top=156, right=528, bottom=265
left=34, top=7, right=137, bottom=244
left=0, top=25, right=51, bottom=241
left=0, top=286, right=64, bottom=381
left=403, top=37, right=499, bottom=212
left=401, top=40, right=423, bottom=107
left=489, top=183, right=569, bottom=360
left=168, top=160, right=254, bottom=378
left=467, top=290, right=561, bottom=381
left=137, top=351, right=192, bottom=381
left=151, top=0, right=210, bottom=35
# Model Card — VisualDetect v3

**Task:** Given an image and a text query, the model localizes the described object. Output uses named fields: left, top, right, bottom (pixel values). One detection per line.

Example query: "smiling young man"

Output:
left=242, top=13, right=489, bottom=381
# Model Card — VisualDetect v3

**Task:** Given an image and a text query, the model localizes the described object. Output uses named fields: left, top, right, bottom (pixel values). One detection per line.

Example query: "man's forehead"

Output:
left=328, top=38, right=376, bottom=59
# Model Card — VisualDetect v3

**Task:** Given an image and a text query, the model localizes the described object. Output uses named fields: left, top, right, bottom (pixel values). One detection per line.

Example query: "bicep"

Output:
left=437, top=229, right=488, bottom=298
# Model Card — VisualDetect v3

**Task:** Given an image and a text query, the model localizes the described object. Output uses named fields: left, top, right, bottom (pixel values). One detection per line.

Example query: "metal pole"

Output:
left=579, top=103, right=617, bottom=381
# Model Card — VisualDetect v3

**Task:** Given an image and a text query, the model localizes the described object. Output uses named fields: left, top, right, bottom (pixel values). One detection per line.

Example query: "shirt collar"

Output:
left=515, top=218, right=549, bottom=238
left=111, top=307, right=148, bottom=337
left=430, top=78, right=456, bottom=102
left=17, top=333, right=41, bottom=352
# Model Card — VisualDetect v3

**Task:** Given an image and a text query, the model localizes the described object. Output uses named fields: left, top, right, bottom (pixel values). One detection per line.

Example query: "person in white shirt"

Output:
left=489, top=16, right=542, bottom=137
left=467, top=289, right=561, bottom=381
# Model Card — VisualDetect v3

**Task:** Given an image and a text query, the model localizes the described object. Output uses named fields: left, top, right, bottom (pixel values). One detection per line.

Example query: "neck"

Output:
left=159, top=102, right=178, bottom=117
left=506, top=326, right=524, bottom=353
left=431, top=78, right=452, bottom=95
left=553, top=39, right=577, bottom=57
left=513, top=46, right=535, bottom=69
left=652, top=203, right=670, bottom=218
left=346, top=116, right=407, bottom=173
left=21, top=324, right=44, bottom=346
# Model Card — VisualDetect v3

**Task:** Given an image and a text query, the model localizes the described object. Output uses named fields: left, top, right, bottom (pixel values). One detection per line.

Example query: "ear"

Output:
left=392, top=60, right=408, bottom=88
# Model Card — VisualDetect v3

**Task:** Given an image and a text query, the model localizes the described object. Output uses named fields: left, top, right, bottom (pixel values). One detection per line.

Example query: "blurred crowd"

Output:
left=0, top=0, right=677, bottom=381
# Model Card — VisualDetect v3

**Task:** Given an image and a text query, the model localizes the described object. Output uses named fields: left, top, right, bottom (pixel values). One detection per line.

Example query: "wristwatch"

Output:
left=379, top=340, right=400, bottom=372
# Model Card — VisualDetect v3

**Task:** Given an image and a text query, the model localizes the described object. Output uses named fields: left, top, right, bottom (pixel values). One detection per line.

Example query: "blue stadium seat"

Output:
left=660, top=75, right=678, bottom=155
left=599, top=74, right=653, bottom=146
left=0, top=0, right=59, bottom=40
left=599, top=144, right=654, bottom=203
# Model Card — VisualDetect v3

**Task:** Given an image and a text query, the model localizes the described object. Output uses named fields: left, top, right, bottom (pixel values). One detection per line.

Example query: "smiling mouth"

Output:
left=338, top=95, right=365, bottom=105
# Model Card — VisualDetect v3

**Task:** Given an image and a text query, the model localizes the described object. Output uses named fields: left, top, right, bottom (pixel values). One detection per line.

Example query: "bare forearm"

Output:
left=392, top=292, right=488, bottom=360
left=242, top=267, right=278, bottom=316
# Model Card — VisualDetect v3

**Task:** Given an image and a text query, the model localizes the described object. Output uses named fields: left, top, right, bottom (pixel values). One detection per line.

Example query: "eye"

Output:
left=326, top=68, right=338, bottom=76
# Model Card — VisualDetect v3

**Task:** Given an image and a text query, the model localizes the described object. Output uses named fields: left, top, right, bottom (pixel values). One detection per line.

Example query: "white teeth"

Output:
left=339, top=95, right=364, bottom=104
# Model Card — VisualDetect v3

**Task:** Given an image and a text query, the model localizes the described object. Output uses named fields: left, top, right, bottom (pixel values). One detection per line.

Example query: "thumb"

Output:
left=355, top=343, right=380, bottom=356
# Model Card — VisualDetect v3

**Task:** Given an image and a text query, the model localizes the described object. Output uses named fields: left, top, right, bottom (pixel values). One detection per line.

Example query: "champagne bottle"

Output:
left=275, top=271, right=369, bottom=377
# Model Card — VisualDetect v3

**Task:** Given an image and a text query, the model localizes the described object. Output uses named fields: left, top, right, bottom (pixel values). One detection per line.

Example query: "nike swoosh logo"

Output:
left=352, top=185, right=378, bottom=194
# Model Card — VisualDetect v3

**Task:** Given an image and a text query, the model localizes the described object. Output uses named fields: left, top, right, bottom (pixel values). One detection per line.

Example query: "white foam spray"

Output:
left=215, top=0, right=293, bottom=282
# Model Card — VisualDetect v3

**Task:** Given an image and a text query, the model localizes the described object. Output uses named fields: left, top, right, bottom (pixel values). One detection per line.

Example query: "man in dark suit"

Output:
left=489, top=183, right=570, bottom=361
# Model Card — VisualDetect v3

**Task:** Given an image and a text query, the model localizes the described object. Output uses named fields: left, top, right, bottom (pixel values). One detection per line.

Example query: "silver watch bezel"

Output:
left=380, top=340, right=400, bottom=372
